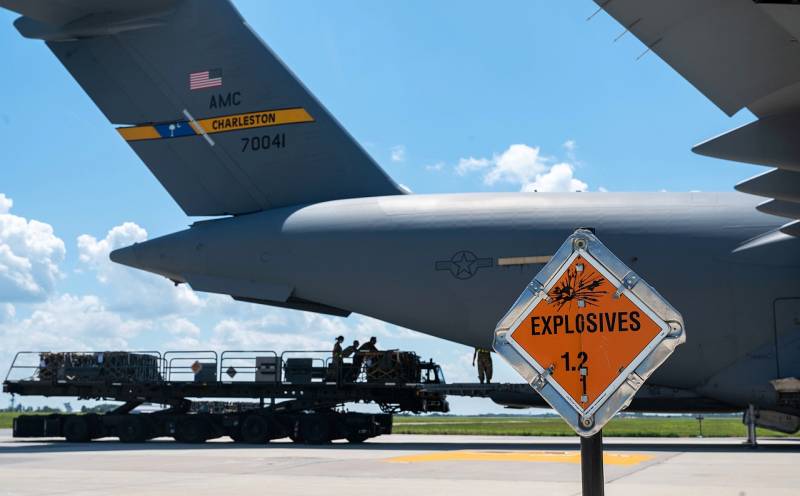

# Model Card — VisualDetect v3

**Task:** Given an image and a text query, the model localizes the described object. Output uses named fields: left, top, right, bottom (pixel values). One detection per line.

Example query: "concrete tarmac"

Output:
left=1, top=429, right=798, bottom=496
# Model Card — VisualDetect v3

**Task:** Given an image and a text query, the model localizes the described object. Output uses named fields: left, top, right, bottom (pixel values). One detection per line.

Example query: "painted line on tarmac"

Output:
left=383, top=450, right=653, bottom=466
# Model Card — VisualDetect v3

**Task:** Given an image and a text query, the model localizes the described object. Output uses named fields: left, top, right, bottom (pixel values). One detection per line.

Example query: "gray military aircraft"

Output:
left=2, top=0, right=799, bottom=421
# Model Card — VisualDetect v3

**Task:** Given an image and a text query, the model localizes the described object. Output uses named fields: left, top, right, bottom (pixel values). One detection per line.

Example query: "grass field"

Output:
left=1, top=412, right=25, bottom=429
left=393, top=415, right=797, bottom=438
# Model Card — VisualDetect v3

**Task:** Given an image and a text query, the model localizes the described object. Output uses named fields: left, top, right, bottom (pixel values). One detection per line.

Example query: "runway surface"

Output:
left=1, top=429, right=798, bottom=495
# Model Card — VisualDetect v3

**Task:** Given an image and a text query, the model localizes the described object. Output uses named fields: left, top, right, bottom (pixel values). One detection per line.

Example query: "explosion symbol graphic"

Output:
left=548, top=262, right=608, bottom=311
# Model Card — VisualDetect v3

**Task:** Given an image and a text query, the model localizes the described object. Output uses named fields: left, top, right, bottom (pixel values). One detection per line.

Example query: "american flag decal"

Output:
left=189, top=69, right=223, bottom=90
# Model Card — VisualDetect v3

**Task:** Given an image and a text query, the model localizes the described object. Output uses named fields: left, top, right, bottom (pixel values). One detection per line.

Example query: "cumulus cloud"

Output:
left=456, top=143, right=589, bottom=192
left=0, top=303, right=14, bottom=323
left=455, top=156, right=492, bottom=176
left=77, top=222, right=146, bottom=279
left=522, top=163, right=588, bottom=193
left=210, top=314, right=328, bottom=350
left=77, top=222, right=203, bottom=318
left=563, top=139, right=577, bottom=160
left=390, top=145, right=406, bottom=163
left=0, top=194, right=11, bottom=214
left=484, top=144, right=548, bottom=186
left=161, top=316, right=203, bottom=348
left=0, top=294, right=148, bottom=353
left=0, top=193, right=65, bottom=301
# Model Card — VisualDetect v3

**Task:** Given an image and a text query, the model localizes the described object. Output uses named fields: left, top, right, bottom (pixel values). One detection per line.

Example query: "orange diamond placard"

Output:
left=494, top=230, right=684, bottom=437
left=509, top=254, right=663, bottom=409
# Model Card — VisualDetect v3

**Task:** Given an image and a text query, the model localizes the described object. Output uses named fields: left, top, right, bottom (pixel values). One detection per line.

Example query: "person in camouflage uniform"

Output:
left=332, top=336, right=345, bottom=381
left=473, top=347, right=493, bottom=384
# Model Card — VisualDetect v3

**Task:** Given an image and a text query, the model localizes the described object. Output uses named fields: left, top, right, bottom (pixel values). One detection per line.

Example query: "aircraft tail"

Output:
left=3, top=0, right=403, bottom=216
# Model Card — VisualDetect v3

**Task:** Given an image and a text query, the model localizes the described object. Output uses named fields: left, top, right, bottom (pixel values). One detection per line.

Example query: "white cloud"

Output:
left=484, top=144, right=548, bottom=186
left=0, top=294, right=148, bottom=354
left=563, top=139, right=577, bottom=162
left=303, top=313, right=421, bottom=342
left=0, top=194, right=12, bottom=214
left=203, top=311, right=424, bottom=354
left=0, top=303, right=14, bottom=323
left=390, top=145, right=406, bottom=163
left=522, top=163, right=588, bottom=193
left=0, top=194, right=65, bottom=301
left=456, top=143, right=589, bottom=193
left=598, top=186, right=609, bottom=193
left=166, top=316, right=201, bottom=337
left=211, top=314, right=328, bottom=350
left=77, top=222, right=147, bottom=281
left=425, top=162, right=445, bottom=172
left=77, top=222, right=203, bottom=318
left=455, top=156, right=492, bottom=176
left=161, top=316, right=202, bottom=348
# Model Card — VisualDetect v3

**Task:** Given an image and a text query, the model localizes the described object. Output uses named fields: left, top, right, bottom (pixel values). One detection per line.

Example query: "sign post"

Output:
left=493, top=229, right=685, bottom=495
left=581, top=432, right=604, bottom=496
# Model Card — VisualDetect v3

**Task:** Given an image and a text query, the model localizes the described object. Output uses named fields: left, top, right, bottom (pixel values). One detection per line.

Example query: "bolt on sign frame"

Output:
left=493, top=229, right=685, bottom=437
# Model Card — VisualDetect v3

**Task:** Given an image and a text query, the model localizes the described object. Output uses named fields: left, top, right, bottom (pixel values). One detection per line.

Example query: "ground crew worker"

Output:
left=473, top=347, right=493, bottom=384
left=342, top=340, right=360, bottom=357
left=357, top=337, right=379, bottom=376
left=333, top=335, right=345, bottom=358
left=342, top=340, right=360, bottom=381
left=332, top=335, right=345, bottom=380
left=358, top=336, right=378, bottom=352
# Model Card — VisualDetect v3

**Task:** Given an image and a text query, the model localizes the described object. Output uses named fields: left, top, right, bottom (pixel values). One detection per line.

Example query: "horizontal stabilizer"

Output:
left=0, top=0, right=177, bottom=29
left=2, top=0, right=402, bottom=216
left=735, top=169, right=800, bottom=202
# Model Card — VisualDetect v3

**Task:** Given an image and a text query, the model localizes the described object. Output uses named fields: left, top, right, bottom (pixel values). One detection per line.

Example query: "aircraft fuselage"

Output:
left=112, top=192, right=800, bottom=413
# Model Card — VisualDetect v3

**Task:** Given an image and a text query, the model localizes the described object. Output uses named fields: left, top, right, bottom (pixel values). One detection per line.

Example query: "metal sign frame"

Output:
left=493, top=229, right=685, bottom=437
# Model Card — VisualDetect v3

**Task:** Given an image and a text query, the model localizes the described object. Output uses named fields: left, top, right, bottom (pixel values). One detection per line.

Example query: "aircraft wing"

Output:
left=594, top=0, right=800, bottom=236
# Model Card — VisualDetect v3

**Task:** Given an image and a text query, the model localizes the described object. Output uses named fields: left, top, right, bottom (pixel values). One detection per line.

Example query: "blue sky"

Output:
left=0, top=1, right=761, bottom=413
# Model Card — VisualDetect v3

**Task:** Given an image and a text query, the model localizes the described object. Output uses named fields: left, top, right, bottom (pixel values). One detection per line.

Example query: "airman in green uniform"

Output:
left=332, top=335, right=345, bottom=380
left=473, top=347, right=493, bottom=384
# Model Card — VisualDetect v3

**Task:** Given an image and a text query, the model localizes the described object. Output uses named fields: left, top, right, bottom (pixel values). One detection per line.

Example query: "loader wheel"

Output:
left=300, top=416, right=331, bottom=445
left=63, top=417, right=91, bottom=442
left=240, top=415, right=270, bottom=444
left=118, top=416, right=149, bottom=443
left=174, top=416, right=209, bottom=444
left=346, top=434, right=369, bottom=444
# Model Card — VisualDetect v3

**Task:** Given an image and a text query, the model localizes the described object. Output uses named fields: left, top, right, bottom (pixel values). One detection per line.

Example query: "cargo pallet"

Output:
left=3, top=349, right=449, bottom=444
